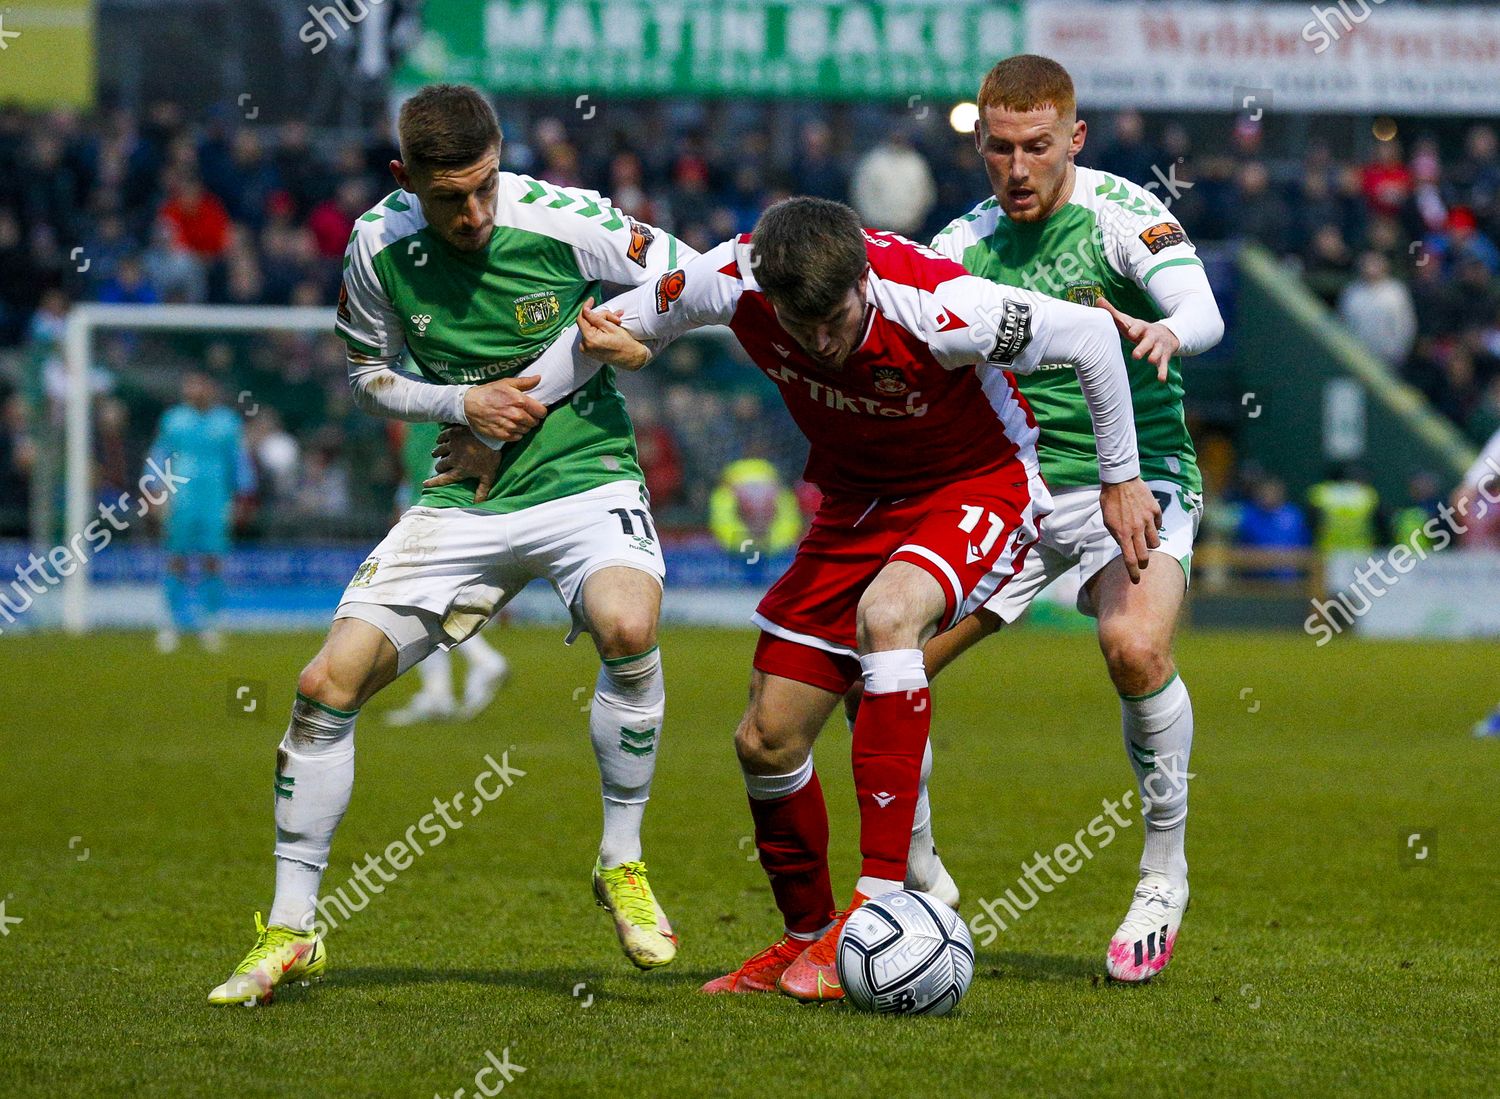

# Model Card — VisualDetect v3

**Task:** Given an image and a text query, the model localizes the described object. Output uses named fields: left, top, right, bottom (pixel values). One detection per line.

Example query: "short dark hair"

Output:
left=751, top=197, right=868, bottom=318
left=397, top=84, right=502, bottom=172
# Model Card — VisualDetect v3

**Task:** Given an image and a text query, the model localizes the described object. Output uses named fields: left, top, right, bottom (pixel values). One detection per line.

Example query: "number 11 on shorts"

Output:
left=957, top=504, right=1005, bottom=564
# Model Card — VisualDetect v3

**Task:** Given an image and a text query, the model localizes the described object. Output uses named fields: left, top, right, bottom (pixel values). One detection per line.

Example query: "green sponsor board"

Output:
left=396, top=0, right=1024, bottom=100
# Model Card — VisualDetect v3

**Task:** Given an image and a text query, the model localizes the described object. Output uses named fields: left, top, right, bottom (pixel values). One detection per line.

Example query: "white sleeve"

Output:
left=346, top=351, right=472, bottom=425
left=1032, top=302, right=1140, bottom=484
left=335, top=231, right=404, bottom=360
left=607, top=238, right=743, bottom=343
left=1464, top=428, right=1500, bottom=489
left=569, top=207, right=700, bottom=290
left=924, top=276, right=1139, bottom=482
left=1146, top=261, right=1225, bottom=356
left=483, top=240, right=744, bottom=450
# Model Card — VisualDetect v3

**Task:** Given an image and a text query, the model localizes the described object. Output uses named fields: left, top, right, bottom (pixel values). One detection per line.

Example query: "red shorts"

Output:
left=752, top=468, right=1046, bottom=694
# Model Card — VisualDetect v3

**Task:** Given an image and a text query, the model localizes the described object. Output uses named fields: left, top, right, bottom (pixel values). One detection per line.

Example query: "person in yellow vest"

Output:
left=1307, top=464, right=1382, bottom=553
left=1389, top=471, right=1442, bottom=553
left=709, top=457, right=804, bottom=561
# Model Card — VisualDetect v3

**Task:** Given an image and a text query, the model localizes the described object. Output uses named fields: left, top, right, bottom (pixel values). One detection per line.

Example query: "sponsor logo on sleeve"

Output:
left=1139, top=222, right=1187, bottom=255
left=986, top=300, right=1033, bottom=366
left=654, top=269, right=686, bottom=314
left=626, top=218, right=656, bottom=268
left=337, top=279, right=351, bottom=323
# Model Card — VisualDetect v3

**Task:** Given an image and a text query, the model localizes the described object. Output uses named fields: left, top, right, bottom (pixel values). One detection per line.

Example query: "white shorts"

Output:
left=982, top=479, right=1202, bottom=622
left=335, top=480, right=665, bottom=671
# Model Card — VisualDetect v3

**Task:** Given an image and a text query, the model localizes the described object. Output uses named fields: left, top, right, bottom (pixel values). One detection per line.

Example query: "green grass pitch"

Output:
left=1, top=625, right=1496, bottom=1097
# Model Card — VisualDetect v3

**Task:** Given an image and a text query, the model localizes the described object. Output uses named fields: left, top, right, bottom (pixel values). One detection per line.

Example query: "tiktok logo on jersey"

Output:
left=763, top=362, right=928, bottom=418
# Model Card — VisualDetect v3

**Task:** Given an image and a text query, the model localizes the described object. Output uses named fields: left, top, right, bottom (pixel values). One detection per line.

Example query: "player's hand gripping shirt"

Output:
left=336, top=174, right=694, bottom=513
left=611, top=230, right=1139, bottom=498
left=932, top=164, right=1209, bottom=493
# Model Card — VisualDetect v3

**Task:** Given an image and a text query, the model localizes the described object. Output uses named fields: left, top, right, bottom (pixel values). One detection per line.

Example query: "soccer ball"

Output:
left=836, top=890, right=974, bottom=1016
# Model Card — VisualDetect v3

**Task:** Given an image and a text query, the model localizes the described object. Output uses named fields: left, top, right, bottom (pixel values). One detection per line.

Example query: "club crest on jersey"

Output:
left=655, top=269, right=686, bottom=314
left=626, top=218, right=655, bottom=268
left=987, top=300, right=1034, bottom=366
left=1064, top=282, right=1104, bottom=307
left=410, top=313, right=433, bottom=336
left=350, top=558, right=379, bottom=587
left=513, top=291, right=561, bottom=336
left=872, top=366, right=909, bottom=395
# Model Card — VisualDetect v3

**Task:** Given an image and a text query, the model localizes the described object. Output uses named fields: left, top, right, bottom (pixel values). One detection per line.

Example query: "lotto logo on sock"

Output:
left=225, top=679, right=268, bottom=722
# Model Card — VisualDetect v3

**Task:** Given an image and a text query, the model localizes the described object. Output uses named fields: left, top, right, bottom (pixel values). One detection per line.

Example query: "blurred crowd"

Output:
left=2, top=97, right=1498, bottom=559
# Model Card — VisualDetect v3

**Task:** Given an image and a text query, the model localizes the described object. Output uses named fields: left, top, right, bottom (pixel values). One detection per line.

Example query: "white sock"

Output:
left=856, top=875, right=904, bottom=899
left=905, top=739, right=939, bottom=888
left=742, top=754, right=813, bottom=801
left=461, top=632, right=506, bottom=676
left=590, top=646, right=664, bottom=868
left=417, top=648, right=455, bottom=707
left=1121, top=673, right=1192, bottom=885
left=269, top=694, right=357, bottom=930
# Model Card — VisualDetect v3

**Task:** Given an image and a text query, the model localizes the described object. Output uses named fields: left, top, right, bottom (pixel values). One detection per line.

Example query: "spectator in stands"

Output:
left=0, top=391, right=34, bottom=538
left=1097, top=109, right=1164, bottom=186
left=630, top=399, right=684, bottom=513
left=1451, top=125, right=1500, bottom=221
left=1389, top=471, right=1443, bottom=552
left=1307, top=465, right=1382, bottom=554
left=306, top=177, right=370, bottom=259
left=157, top=169, right=232, bottom=259
left=1437, top=207, right=1500, bottom=274
left=1301, top=223, right=1355, bottom=306
left=96, top=253, right=159, bottom=306
left=793, top=120, right=848, bottom=202
left=709, top=456, right=804, bottom=562
left=1360, top=138, right=1412, bottom=220
left=142, top=216, right=207, bottom=303
left=1233, top=161, right=1290, bottom=253
left=1401, top=138, right=1451, bottom=243
left=243, top=407, right=300, bottom=507
left=1236, top=475, right=1311, bottom=579
left=1338, top=251, right=1417, bottom=368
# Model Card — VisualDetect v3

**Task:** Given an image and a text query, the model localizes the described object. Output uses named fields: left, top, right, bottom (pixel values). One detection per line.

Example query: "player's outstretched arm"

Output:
left=965, top=283, right=1161, bottom=580
left=1041, top=301, right=1162, bottom=581
left=497, top=242, right=742, bottom=420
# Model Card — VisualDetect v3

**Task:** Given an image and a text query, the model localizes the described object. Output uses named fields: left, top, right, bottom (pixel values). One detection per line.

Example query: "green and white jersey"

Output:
left=337, top=174, right=693, bottom=513
left=931, top=164, right=1201, bottom=493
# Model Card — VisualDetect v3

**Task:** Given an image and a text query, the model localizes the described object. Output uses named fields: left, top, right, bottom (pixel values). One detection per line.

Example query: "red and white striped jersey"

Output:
left=618, top=229, right=1138, bottom=498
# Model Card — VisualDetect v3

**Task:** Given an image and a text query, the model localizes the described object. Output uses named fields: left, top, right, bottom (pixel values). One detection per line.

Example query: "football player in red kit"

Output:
left=433, top=197, right=1159, bottom=1001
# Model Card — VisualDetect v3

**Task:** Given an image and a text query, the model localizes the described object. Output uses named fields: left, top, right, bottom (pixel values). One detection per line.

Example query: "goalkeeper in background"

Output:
left=148, top=370, right=255, bottom=653
left=382, top=420, right=509, bottom=726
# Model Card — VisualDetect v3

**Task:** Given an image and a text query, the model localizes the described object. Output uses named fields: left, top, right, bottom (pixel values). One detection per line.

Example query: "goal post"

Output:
left=60, top=303, right=330, bottom=634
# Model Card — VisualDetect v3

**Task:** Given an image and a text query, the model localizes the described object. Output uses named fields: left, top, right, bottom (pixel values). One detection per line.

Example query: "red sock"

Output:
left=747, top=771, right=835, bottom=936
left=851, top=680, right=931, bottom=882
